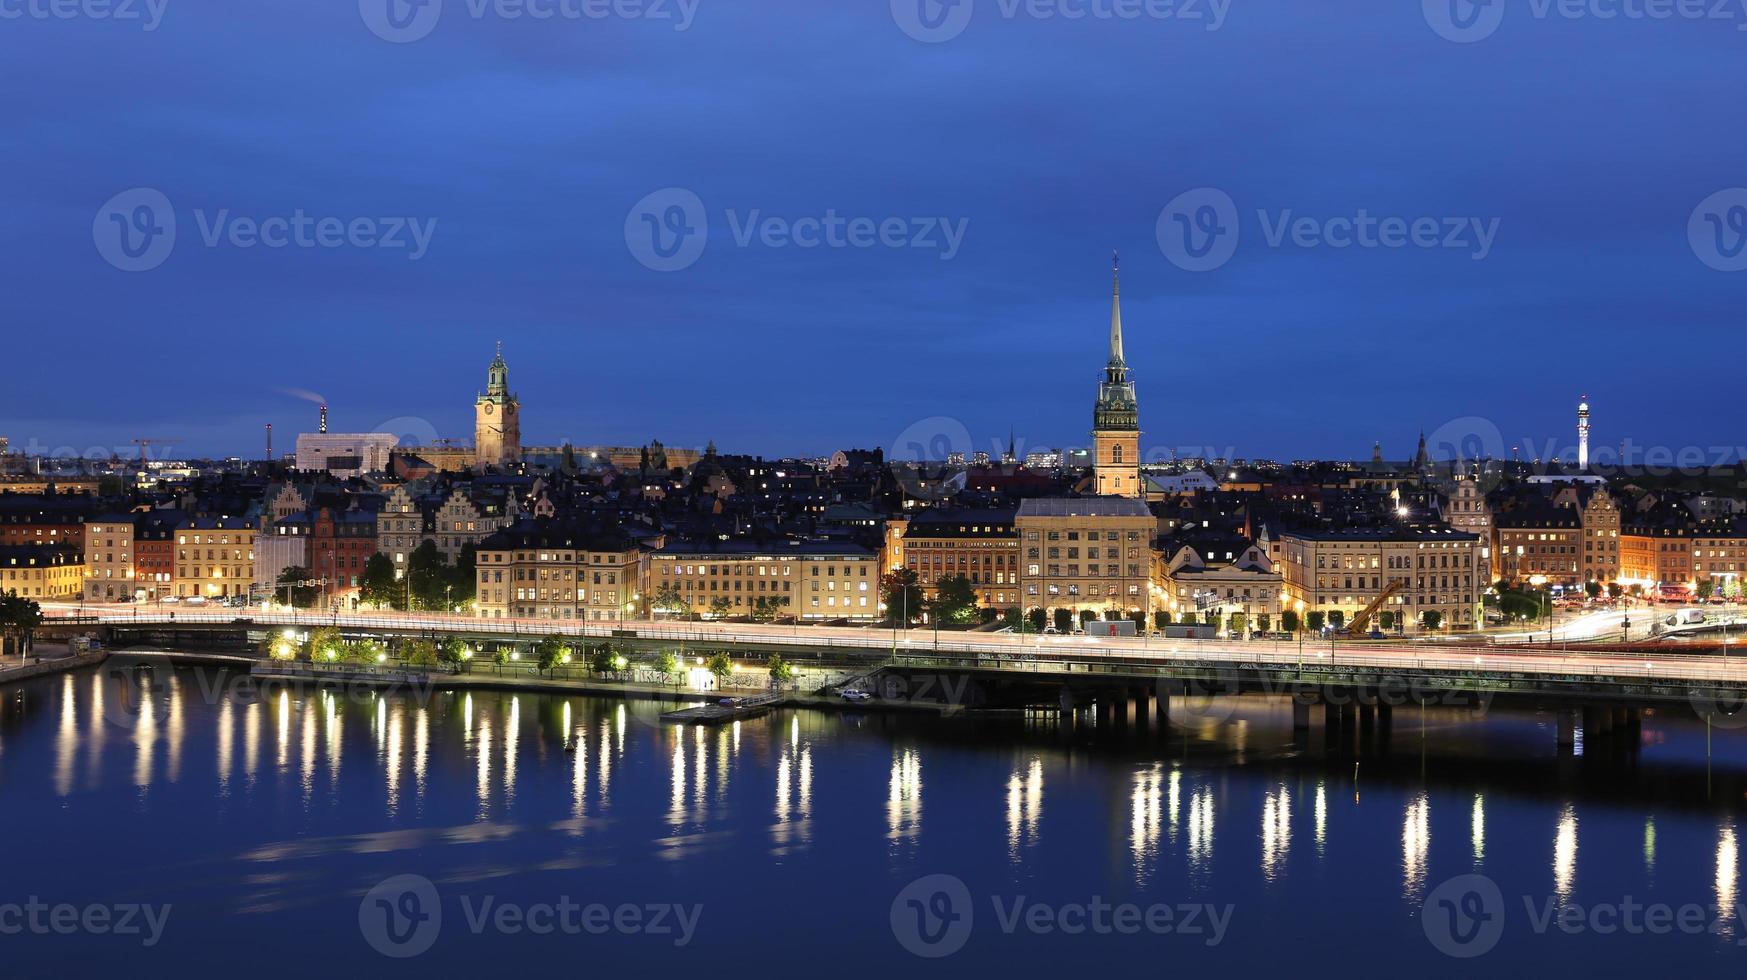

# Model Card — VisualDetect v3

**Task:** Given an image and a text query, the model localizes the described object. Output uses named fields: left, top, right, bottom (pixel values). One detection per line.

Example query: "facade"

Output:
left=1016, top=497, right=1153, bottom=620
left=1621, top=524, right=1695, bottom=590
left=84, top=515, right=135, bottom=601
left=1580, top=489, right=1621, bottom=586
left=255, top=512, right=311, bottom=596
left=475, top=522, right=644, bottom=622
left=0, top=546, right=84, bottom=600
left=309, top=508, right=377, bottom=608
left=1091, top=260, right=1141, bottom=497
left=376, top=484, right=431, bottom=578
left=174, top=517, right=256, bottom=599
left=133, top=514, right=176, bottom=601
left=1278, top=526, right=1482, bottom=632
left=1494, top=506, right=1583, bottom=587
left=1444, top=471, right=1493, bottom=586
left=293, top=433, right=398, bottom=477
left=898, top=507, right=1021, bottom=610
left=474, top=345, right=523, bottom=470
left=1156, top=537, right=1284, bottom=630
left=1691, top=522, right=1747, bottom=593
left=651, top=540, right=879, bottom=622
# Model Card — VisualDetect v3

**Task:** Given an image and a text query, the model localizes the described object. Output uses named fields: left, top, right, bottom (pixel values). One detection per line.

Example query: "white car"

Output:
left=840, top=690, right=873, bottom=702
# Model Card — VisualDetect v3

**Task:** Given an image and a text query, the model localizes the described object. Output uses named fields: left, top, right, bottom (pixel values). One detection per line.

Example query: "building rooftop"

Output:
left=1017, top=497, right=1152, bottom=519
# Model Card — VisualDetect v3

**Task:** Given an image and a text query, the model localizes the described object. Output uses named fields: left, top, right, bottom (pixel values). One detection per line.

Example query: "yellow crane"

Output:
left=1347, top=579, right=1404, bottom=637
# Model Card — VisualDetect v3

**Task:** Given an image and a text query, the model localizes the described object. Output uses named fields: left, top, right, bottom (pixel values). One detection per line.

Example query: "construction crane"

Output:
left=132, top=438, right=179, bottom=465
left=1347, top=579, right=1404, bottom=637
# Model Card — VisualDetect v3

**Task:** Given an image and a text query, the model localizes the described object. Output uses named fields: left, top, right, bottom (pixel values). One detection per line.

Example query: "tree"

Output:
left=708, top=595, right=733, bottom=620
left=929, top=575, right=979, bottom=625
left=536, top=635, right=567, bottom=676
left=402, top=639, right=438, bottom=668
left=1698, top=580, right=1716, bottom=600
left=1256, top=614, right=1272, bottom=633
left=652, top=584, right=690, bottom=620
left=590, top=644, right=618, bottom=675
left=306, top=626, right=342, bottom=663
left=707, top=652, right=733, bottom=686
left=1421, top=610, right=1444, bottom=631
left=1029, top=608, right=1047, bottom=632
left=882, top=568, right=925, bottom=625
left=1155, top=611, right=1172, bottom=629
left=1607, top=583, right=1624, bottom=600
left=1306, top=611, right=1326, bottom=633
left=277, top=566, right=319, bottom=609
left=1053, top=608, right=1072, bottom=632
left=407, top=541, right=449, bottom=611
left=438, top=636, right=467, bottom=672
left=1282, top=610, right=1300, bottom=634
left=1379, top=611, right=1396, bottom=631
left=353, top=639, right=388, bottom=665
left=0, top=592, right=43, bottom=661
left=494, top=646, right=513, bottom=667
left=767, top=654, right=793, bottom=686
left=1328, top=610, right=1346, bottom=630
left=1227, top=612, right=1247, bottom=637
left=1585, top=580, right=1603, bottom=600
left=656, top=650, right=679, bottom=678
left=359, top=553, right=398, bottom=609
left=1128, top=611, right=1147, bottom=630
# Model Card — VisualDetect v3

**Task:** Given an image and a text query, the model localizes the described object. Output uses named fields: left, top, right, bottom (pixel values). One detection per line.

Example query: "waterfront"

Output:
left=3, top=658, right=1746, bottom=974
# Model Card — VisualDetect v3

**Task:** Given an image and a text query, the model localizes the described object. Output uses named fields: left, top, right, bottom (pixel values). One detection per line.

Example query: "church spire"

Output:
left=1109, top=251, right=1125, bottom=367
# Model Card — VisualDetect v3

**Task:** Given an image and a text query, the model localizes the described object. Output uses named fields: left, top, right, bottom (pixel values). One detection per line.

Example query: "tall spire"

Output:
left=1109, top=250, right=1125, bottom=366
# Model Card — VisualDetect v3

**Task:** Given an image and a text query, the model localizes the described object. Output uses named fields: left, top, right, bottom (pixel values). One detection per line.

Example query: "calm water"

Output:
left=3, top=657, right=1747, bottom=975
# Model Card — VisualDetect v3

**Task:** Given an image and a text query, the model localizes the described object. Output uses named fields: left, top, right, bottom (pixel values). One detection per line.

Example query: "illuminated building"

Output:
left=474, top=343, right=523, bottom=470
left=1092, top=256, right=1141, bottom=497
left=1016, top=497, right=1152, bottom=620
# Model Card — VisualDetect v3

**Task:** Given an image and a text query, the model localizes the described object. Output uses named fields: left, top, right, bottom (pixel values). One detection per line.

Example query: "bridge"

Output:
left=40, top=605, right=1747, bottom=748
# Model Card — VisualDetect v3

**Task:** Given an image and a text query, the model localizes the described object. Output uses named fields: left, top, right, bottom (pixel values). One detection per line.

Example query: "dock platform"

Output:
left=661, top=692, right=784, bottom=724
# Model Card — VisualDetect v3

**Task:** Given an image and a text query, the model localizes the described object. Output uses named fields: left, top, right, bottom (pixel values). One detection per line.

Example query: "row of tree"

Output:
left=650, top=585, right=792, bottom=623
left=0, top=591, right=43, bottom=661
left=272, top=541, right=478, bottom=611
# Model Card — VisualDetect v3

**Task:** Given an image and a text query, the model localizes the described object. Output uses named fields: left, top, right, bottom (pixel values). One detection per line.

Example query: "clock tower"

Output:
left=474, top=342, right=522, bottom=470
left=1092, top=255, right=1141, bottom=497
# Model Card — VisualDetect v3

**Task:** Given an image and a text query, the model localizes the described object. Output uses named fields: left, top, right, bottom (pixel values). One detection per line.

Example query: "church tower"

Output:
left=1093, top=255, right=1141, bottom=497
left=474, top=343, right=522, bottom=470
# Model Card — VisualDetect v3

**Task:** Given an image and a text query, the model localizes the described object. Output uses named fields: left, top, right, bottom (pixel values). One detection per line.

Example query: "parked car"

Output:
left=840, top=690, right=873, bottom=702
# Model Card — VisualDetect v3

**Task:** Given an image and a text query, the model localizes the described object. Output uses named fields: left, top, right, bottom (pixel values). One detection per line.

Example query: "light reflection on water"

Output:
left=12, top=663, right=1747, bottom=969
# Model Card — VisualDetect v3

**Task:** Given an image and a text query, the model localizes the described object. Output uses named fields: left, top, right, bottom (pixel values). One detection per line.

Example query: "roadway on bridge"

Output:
left=42, top=602, right=1747, bottom=688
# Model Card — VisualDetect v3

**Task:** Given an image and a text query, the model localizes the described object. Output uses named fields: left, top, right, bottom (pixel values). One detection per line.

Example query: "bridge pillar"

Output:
left=1293, top=699, right=1312, bottom=731
left=1556, top=710, right=1576, bottom=753
left=1358, top=703, right=1377, bottom=735
left=1377, top=702, right=1393, bottom=731
left=1096, top=696, right=1115, bottom=730
left=1132, top=686, right=1154, bottom=730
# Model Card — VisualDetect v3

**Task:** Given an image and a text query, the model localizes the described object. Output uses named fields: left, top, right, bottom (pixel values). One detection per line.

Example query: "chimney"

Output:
left=319, top=405, right=328, bottom=434
left=266, top=423, right=273, bottom=460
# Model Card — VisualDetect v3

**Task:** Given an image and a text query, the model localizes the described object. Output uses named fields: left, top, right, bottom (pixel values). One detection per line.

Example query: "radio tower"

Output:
left=1577, top=396, right=1590, bottom=471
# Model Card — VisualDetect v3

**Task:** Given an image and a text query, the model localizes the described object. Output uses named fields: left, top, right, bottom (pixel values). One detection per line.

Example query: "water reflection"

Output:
left=1471, top=794, right=1486, bottom=866
left=888, top=748, right=922, bottom=841
left=774, top=719, right=813, bottom=853
left=54, top=674, right=74, bottom=796
left=1130, top=764, right=1164, bottom=883
left=1402, top=793, right=1430, bottom=897
left=1186, top=783, right=1214, bottom=872
left=1006, top=757, right=1043, bottom=862
left=1313, top=781, right=1327, bottom=857
left=1718, top=826, right=1738, bottom=940
left=1260, top=785, right=1290, bottom=881
left=1553, top=805, right=1578, bottom=902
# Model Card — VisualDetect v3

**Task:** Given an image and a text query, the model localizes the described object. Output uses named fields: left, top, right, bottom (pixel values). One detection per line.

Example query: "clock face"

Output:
left=484, top=404, right=494, bottom=416
left=505, top=404, right=515, bottom=417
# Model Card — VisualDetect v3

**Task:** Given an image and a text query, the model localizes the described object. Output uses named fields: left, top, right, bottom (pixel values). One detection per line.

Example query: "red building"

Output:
left=310, top=508, right=377, bottom=609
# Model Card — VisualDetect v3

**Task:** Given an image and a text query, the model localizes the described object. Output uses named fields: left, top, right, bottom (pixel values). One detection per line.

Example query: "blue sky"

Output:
left=3, top=0, right=1744, bottom=463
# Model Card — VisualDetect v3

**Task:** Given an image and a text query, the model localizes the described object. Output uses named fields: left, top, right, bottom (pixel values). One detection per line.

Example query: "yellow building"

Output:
left=898, top=508, right=1021, bottom=610
left=174, top=517, right=256, bottom=599
left=0, top=546, right=84, bottom=599
left=474, top=344, right=523, bottom=470
left=1278, top=526, right=1482, bottom=632
left=1017, top=497, right=1153, bottom=620
left=651, top=541, right=879, bottom=622
left=475, top=523, right=646, bottom=622
left=1156, top=537, right=1283, bottom=631
left=85, top=516, right=135, bottom=601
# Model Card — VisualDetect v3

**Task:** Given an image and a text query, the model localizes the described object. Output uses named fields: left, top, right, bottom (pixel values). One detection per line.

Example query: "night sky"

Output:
left=4, top=0, right=1744, bottom=464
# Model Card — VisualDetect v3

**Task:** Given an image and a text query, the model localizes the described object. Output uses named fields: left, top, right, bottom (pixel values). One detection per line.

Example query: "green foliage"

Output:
left=767, top=654, right=793, bottom=684
left=1053, top=608, right=1072, bottom=631
left=407, top=541, right=450, bottom=611
left=708, top=595, right=733, bottom=620
left=656, top=651, right=679, bottom=677
left=590, top=644, right=619, bottom=674
left=401, top=639, right=437, bottom=667
left=929, top=574, right=980, bottom=626
left=706, top=652, right=733, bottom=682
left=1201, top=610, right=1217, bottom=627
left=1379, top=611, right=1395, bottom=631
left=306, top=626, right=342, bottom=663
left=1227, top=612, right=1247, bottom=636
left=1328, top=610, right=1346, bottom=629
left=1256, top=613, right=1272, bottom=633
left=751, top=595, right=791, bottom=623
left=882, top=568, right=925, bottom=625
left=535, top=635, right=568, bottom=675
left=653, top=585, right=689, bottom=619
left=1029, top=607, right=1047, bottom=631
left=1607, top=583, right=1624, bottom=600
left=1155, top=611, right=1172, bottom=629
left=1306, top=611, right=1326, bottom=632
left=494, top=646, right=513, bottom=666
left=1421, top=610, right=1444, bottom=631
left=359, top=553, right=398, bottom=609
left=277, top=567, right=319, bottom=609
left=437, top=636, right=466, bottom=670
left=1281, top=610, right=1300, bottom=634
left=1080, top=609, right=1098, bottom=625
left=1585, top=580, right=1603, bottom=599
